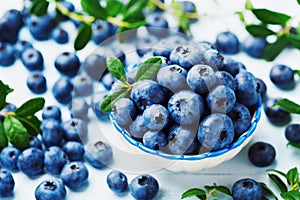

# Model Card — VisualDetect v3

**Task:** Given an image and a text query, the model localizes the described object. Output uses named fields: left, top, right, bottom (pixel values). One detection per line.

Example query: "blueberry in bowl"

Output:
left=106, top=42, right=262, bottom=172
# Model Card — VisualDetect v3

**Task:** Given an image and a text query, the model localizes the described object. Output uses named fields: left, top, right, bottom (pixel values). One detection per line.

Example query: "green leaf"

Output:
left=100, top=89, right=130, bottom=113
left=268, top=173, right=288, bottom=193
left=236, top=11, right=245, bottom=23
left=0, top=81, right=14, bottom=110
left=122, top=0, right=148, bottom=21
left=287, top=167, right=298, bottom=186
left=287, top=142, right=300, bottom=150
left=297, top=0, right=300, bottom=5
left=0, top=122, right=8, bottom=151
left=30, top=0, right=49, bottom=17
left=246, top=24, right=276, bottom=37
left=106, top=0, right=123, bottom=17
left=294, top=70, right=300, bottom=77
left=286, top=34, right=300, bottom=49
left=181, top=188, right=206, bottom=199
left=81, top=0, right=108, bottom=20
left=74, top=23, right=92, bottom=51
left=281, top=190, right=300, bottom=200
left=16, top=116, right=41, bottom=136
left=106, top=57, right=127, bottom=83
left=216, top=185, right=231, bottom=196
left=263, top=36, right=288, bottom=61
left=135, top=57, right=162, bottom=82
left=251, top=9, right=291, bottom=25
left=171, top=0, right=190, bottom=34
left=273, top=98, right=300, bottom=114
left=259, top=182, right=279, bottom=200
left=267, top=169, right=288, bottom=179
left=3, top=116, right=29, bottom=150
left=15, top=97, right=45, bottom=117
left=245, top=0, right=254, bottom=10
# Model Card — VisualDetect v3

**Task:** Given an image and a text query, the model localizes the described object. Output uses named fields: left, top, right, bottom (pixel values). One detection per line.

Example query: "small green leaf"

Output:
left=135, top=57, right=162, bottom=82
left=16, top=116, right=41, bottom=136
left=246, top=24, right=276, bottom=37
left=81, top=0, right=108, bottom=20
left=106, top=0, right=123, bottom=17
left=263, top=36, right=288, bottom=61
left=106, top=57, right=127, bottom=83
left=3, top=116, right=29, bottom=150
left=268, top=173, right=288, bottom=193
left=245, top=0, right=254, bottom=10
left=286, top=34, right=300, bottom=49
left=259, top=182, right=279, bottom=200
left=30, top=0, right=49, bottom=17
left=267, top=169, right=288, bottom=179
left=0, top=122, right=8, bottom=151
left=100, top=89, right=130, bottom=113
left=287, top=167, right=298, bottom=186
left=122, top=0, right=148, bottom=20
left=0, top=81, right=14, bottom=110
left=297, top=0, right=300, bottom=5
left=181, top=188, right=206, bottom=199
left=171, top=0, right=190, bottom=34
left=235, top=11, right=245, bottom=23
left=273, top=98, right=300, bottom=114
left=281, top=190, right=300, bottom=200
left=216, top=185, right=231, bottom=196
left=74, top=23, right=92, bottom=51
left=287, top=142, right=300, bottom=150
left=15, top=97, right=45, bottom=117
left=252, top=9, right=291, bottom=25
left=294, top=70, right=300, bottom=77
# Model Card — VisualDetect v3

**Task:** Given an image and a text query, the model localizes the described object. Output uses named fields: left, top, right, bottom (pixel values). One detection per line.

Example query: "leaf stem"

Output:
left=106, top=16, right=130, bottom=28
left=150, top=0, right=167, bottom=11
left=290, top=183, right=298, bottom=190
left=206, top=188, right=216, bottom=200
left=0, top=112, right=16, bottom=117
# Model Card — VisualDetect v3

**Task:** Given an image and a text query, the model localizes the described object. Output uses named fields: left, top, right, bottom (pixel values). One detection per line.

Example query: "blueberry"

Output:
left=187, top=64, right=218, bottom=94
left=3, top=9, right=23, bottom=30
left=228, top=103, right=251, bottom=138
left=0, top=170, right=15, bottom=198
left=0, top=146, right=21, bottom=171
left=222, top=57, right=245, bottom=77
left=14, top=40, right=33, bottom=58
left=21, top=48, right=44, bottom=71
left=146, top=13, right=169, bottom=37
left=256, top=78, right=267, bottom=102
left=264, top=98, right=291, bottom=126
left=52, top=27, right=69, bottom=44
left=35, top=179, right=67, bottom=200
left=106, top=170, right=128, bottom=194
left=143, top=130, right=167, bottom=150
left=201, top=49, right=224, bottom=71
left=84, top=141, right=113, bottom=169
left=0, top=42, right=15, bottom=66
left=58, top=0, right=75, bottom=21
left=129, top=115, right=149, bottom=140
left=248, top=141, right=276, bottom=167
left=52, top=77, right=73, bottom=104
left=27, top=72, right=47, bottom=94
left=54, top=52, right=80, bottom=77
left=270, top=64, right=295, bottom=90
left=152, top=40, right=173, bottom=58
left=82, top=53, right=107, bottom=81
left=92, top=20, right=113, bottom=44
left=17, top=147, right=44, bottom=177
left=112, top=98, right=137, bottom=126
left=60, top=161, right=89, bottom=190
left=91, top=91, right=109, bottom=119
left=169, top=45, right=202, bottom=70
left=62, top=118, right=88, bottom=142
left=231, top=178, right=263, bottom=200
left=42, top=105, right=62, bottom=122
left=215, top=71, right=236, bottom=91
left=29, top=135, right=43, bottom=149
left=130, top=80, right=166, bottom=111
left=235, top=72, right=259, bottom=107
left=243, top=36, right=268, bottom=58
left=27, top=14, right=55, bottom=41
left=285, top=124, right=300, bottom=144
left=62, top=141, right=85, bottom=161
left=180, top=1, right=197, bottom=14
left=157, top=64, right=188, bottom=93
left=44, top=146, right=68, bottom=175
left=0, top=16, right=19, bottom=44
left=101, top=72, right=116, bottom=90
left=136, top=37, right=158, bottom=57
left=197, top=41, right=216, bottom=53
left=68, top=98, right=89, bottom=119
left=167, top=124, right=198, bottom=155
left=73, top=74, right=93, bottom=96
left=104, top=47, right=126, bottom=66
left=206, top=85, right=236, bottom=113
left=129, top=174, right=159, bottom=200
left=215, top=31, right=240, bottom=54
left=41, top=119, right=65, bottom=148
left=198, top=113, right=234, bottom=151
left=143, top=104, right=169, bottom=130
left=168, top=90, right=204, bottom=125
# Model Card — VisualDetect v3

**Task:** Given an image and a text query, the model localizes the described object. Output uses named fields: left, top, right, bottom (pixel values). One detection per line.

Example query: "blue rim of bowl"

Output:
left=109, top=97, right=262, bottom=161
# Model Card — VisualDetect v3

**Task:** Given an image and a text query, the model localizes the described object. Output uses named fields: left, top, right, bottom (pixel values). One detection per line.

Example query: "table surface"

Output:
left=0, top=0, right=300, bottom=199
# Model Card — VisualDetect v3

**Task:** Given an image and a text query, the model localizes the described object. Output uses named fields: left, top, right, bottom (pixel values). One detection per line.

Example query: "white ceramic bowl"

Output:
left=109, top=98, right=262, bottom=172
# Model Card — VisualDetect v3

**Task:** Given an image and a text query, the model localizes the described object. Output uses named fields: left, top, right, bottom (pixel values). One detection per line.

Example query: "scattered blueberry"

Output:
left=73, top=74, right=93, bottom=96
left=243, top=36, right=267, bottom=59
left=215, top=31, right=240, bottom=54
left=231, top=178, right=263, bottom=200
left=62, top=141, right=85, bottom=161
left=248, top=141, right=276, bottom=167
left=27, top=14, right=55, bottom=41
left=106, top=170, right=128, bottom=194
left=0, top=170, right=15, bottom=198
left=21, top=48, right=44, bottom=71
left=52, top=77, right=73, bottom=104
left=41, top=119, right=65, bottom=148
left=112, top=98, right=137, bottom=126
left=264, top=98, right=291, bottom=126
left=62, top=118, right=88, bottom=142
left=92, top=20, right=113, bottom=44
left=35, top=179, right=67, bottom=200
left=285, top=124, right=300, bottom=144
left=101, top=72, right=116, bottom=90
left=82, top=53, right=107, bottom=81
left=270, top=64, right=295, bottom=90
left=44, top=146, right=68, bottom=175
left=14, top=40, right=33, bottom=58
left=54, top=52, right=80, bottom=77
left=146, top=13, right=169, bottom=37
left=58, top=0, right=75, bottom=21
left=129, top=174, right=159, bottom=200
left=0, top=146, right=21, bottom=171
left=91, top=91, right=109, bottom=119
left=52, top=27, right=69, bottom=44
left=136, top=37, right=157, bottom=57
left=42, top=105, right=62, bottom=122
left=27, top=72, right=47, bottom=94
left=0, top=42, right=16, bottom=66
left=68, top=98, right=89, bottom=119
left=84, top=141, right=113, bottom=169
left=17, top=147, right=44, bottom=177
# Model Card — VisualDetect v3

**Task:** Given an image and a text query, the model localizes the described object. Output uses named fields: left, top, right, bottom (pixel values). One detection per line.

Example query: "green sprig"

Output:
left=181, top=183, right=231, bottom=199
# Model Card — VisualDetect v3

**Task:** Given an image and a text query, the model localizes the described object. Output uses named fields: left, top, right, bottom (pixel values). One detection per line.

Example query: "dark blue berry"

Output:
left=143, top=104, right=169, bottom=131
left=91, top=91, right=109, bottom=119
left=146, top=13, right=169, bottom=37
left=215, top=31, right=240, bottom=54
left=0, top=42, right=15, bottom=67
left=243, top=36, right=267, bottom=58
left=228, top=103, right=251, bottom=138
left=143, top=130, right=167, bottom=150
left=101, top=72, right=116, bottom=90
left=58, top=0, right=75, bottom=21
left=68, top=98, right=89, bottom=119
left=42, top=105, right=62, bottom=122
left=215, top=71, right=236, bottom=91
left=136, top=37, right=157, bottom=57
left=27, top=14, right=55, bottom=41
left=73, top=74, right=93, bottom=96
left=44, top=146, right=68, bottom=175
left=84, top=141, right=113, bottom=169
left=52, top=27, right=69, bottom=44
left=0, top=170, right=15, bottom=198
left=248, top=141, right=276, bottom=167
left=52, top=77, right=73, bottom=104
left=270, top=64, right=295, bottom=90
left=129, top=174, right=159, bottom=200
left=180, top=1, right=196, bottom=14
left=231, top=178, right=262, bottom=200
left=264, top=98, right=291, bottom=126
left=27, top=72, right=47, bottom=94
left=222, top=57, right=245, bottom=77
left=169, top=45, right=202, bottom=70
left=0, top=146, right=21, bottom=171
left=54, top=52, right=80, bottom=77
left=35, top=179, right=67, bottom=200
left=82, top=53, right=107, bottom=81
left=256, top=78, right=267, bottom=102
left=92, top=20, right=113, bottom=44
left=0, top=16, right=19, bottom=44
left=21, top=48, right=44, bottom=71
left=285, top=124, right=300, bottom=144
left=3, top=9, right=23, bottom=30
left=107, top=170, right=128, bottom=194
left=112, top=98, right=137, bottom=126
left=62, top=141, right=85, bottom=161
left=17, top=147, right=44, bottom=177
left=129, top=115, right=149, bottom=140
left=29, top=135, right=43, bottom=149
left=14, top=40, right=33, bottom=58
left=62, top=118, right=88, bottom=142
left=41, top=119, right=65, bottom=148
